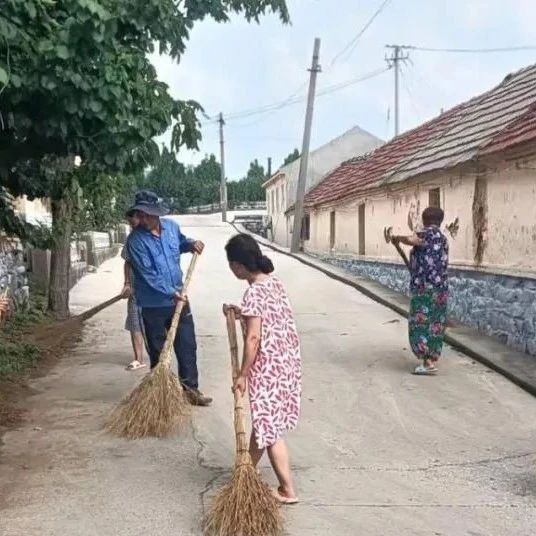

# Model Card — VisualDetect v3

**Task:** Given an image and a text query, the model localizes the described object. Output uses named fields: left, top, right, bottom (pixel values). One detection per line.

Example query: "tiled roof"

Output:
left=304, top=63, right=536, bottom=208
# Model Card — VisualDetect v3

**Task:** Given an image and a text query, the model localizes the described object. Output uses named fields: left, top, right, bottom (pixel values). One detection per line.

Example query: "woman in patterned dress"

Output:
left=392, top=207, right=449, bottom=375
left=224, top=233, right=301, bottom=504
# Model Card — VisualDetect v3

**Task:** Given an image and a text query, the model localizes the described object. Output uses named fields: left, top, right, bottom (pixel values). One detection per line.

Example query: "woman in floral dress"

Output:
left=225, top=233, right=301, bottom=504
left=393, top=207, right=449, bottom=375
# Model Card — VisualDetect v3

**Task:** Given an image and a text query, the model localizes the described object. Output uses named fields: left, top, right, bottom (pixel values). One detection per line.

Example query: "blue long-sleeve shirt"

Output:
left=125, top=218, right=194, bottom=308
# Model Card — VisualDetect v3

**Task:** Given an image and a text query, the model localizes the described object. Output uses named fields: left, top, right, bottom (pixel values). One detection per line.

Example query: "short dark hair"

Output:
left=225, top=234, right=274, bottom=274
left=422, top=206, right=444, bottom=226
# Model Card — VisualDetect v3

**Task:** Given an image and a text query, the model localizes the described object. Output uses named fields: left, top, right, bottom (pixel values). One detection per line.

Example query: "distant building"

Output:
left=299, top=63, right=536, bottom=356
left=263, top=125, right=383, bottom=247
left=14, top=196, right=52, bottom=227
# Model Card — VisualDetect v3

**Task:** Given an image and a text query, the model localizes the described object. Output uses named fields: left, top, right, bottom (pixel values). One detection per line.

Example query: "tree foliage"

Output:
left=0, top=0, right=289, bottom=315
left=228, top=159, right=266, bottom=206
left=282, top=148, right=300, bottom=167
left=141, top=151, right=221, bottom=211
left=141, top=152, right=267, bottom=210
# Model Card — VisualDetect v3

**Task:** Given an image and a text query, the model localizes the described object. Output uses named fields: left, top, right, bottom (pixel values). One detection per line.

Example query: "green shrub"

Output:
left=0, top=341, right=39, bottom=378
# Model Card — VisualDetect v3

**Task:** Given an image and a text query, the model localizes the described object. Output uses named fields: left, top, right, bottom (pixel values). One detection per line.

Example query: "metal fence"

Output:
left=183, top=201, right=266, bottom=214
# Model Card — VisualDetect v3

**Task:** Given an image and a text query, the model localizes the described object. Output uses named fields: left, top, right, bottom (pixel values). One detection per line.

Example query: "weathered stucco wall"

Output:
left=484, top=163, right=536, bottom=269
left=265, top=174, right=289, bottom=247
left=305, top=174, right=471, bottom=261
left=305, top=154, right=536, bottom=274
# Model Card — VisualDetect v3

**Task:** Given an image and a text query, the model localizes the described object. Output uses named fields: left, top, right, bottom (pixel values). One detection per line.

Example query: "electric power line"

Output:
left=329, top=0, right=393, bottom=68
left=399, top=66, right=423, bottom=117
left=400, top=44, right=536, bottom=54
left=215, top=66, right=391, bottom=125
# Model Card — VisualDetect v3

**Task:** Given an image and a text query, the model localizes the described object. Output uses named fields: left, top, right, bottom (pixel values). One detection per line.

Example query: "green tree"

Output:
left=141, top=151, right=222, bottom=211
left=191, top=154, right=222, bottom=206
left=282, top=148, right=300, bottom=167
left=0, top=0, right=289, bottom=316
left=143, top=147, right=187, bottom=210
left=78, top=172, right=142, bottom=232
left=228, top=159, right=266, bottom=206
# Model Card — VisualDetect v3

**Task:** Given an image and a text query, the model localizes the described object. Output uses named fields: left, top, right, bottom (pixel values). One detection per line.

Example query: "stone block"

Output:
left=507, top=334, right=527, bottom=353
left=509, top=304, right=526, bottom=319
left=470, top=297, right=489, bottom=311
left=522, top=319, right=535, bottom=338
left=527, top=338, right=536, bottom=356
left=495, top=287, right=513, bottom=303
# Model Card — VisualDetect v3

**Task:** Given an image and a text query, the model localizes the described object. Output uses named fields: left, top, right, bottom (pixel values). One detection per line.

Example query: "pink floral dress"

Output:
left=241, top=276, right=302, bottom=449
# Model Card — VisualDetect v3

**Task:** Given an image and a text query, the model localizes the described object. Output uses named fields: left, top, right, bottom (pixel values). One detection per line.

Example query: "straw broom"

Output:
left=105, top=253, right=199, bottom=440
left=33, top=294, right=123, bottom=346
left=203, top=308, right=282, bottom=536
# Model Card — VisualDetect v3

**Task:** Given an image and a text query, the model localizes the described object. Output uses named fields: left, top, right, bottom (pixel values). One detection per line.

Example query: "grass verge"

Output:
left=0, top=289, right=51, bottom=428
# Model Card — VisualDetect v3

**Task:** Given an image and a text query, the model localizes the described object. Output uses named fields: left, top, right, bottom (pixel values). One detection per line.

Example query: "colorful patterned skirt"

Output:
left=408, top=288, right=448, bottom=361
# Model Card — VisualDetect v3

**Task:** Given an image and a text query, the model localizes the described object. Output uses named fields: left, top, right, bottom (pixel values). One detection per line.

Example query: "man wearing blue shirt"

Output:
left=125, top=191, right=212, bottom=406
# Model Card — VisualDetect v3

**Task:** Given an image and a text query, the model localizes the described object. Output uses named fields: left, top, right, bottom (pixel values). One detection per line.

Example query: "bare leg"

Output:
left=267, top=439, right=296, bottom=499
left=249, top=431, right=265, bottom=467
left=130, top=331, right=145, bottom=364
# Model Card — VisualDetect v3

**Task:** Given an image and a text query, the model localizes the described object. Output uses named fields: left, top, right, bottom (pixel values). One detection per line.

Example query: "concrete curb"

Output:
left=234, top=224, right=536, bottom=398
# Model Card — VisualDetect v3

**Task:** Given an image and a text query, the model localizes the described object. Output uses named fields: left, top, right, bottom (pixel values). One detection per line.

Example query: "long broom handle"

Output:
left=77, top=294, right=123, bottom=322
left=159, top=253, right=199, bottom=367
left=392, top=241, right=410, bottom=270
left=225, top=309, right=250, bottom=460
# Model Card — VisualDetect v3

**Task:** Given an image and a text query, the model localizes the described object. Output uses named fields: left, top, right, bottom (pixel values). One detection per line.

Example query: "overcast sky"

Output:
left=150, top=0, right=535, bottom=180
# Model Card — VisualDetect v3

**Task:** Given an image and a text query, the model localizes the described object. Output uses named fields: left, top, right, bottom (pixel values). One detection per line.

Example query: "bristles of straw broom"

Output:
left=203, top=308, right=283, bottom=536
left=105, top=254, right=199, bottom=440
left=33, top=294, right=123, bottom=347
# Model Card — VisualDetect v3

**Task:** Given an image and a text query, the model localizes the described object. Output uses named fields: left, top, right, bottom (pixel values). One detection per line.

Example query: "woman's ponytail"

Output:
left=258, top=255, right=274, bottom=274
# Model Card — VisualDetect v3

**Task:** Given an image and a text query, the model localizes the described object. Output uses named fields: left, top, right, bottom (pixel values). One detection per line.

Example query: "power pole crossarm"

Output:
left=291, top=37, right=321, bottom=254
left=219, top=112, right=227, bottom=222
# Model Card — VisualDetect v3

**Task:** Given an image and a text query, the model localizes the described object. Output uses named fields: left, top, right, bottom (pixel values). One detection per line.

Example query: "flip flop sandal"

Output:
left=272, top=488, right=299, bottom=505
left=413, top=364, right=437, bottom=376
left=126, top=361, right=146, bottom=371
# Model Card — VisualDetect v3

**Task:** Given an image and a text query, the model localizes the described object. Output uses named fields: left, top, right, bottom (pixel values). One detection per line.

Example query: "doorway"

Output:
left=329, top=211, right=336, bottom=250
left=358, top=203, right=366, bottom=255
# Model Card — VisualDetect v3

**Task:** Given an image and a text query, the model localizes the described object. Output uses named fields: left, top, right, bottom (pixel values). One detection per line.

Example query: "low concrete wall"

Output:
left=83, top=231, right=121, bottom=268
left=31, top=246, right=88, bottom=290
left=312, top=254, right=536, bottom=357
left=117, top=224, right=129, bottom=244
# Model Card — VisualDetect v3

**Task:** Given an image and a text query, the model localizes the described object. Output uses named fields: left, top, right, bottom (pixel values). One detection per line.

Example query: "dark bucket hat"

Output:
left=127, top=190, right=169, bottom=217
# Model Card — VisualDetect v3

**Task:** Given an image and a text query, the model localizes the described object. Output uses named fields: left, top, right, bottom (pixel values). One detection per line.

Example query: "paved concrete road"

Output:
left=2, top=215, right=536, bottom=536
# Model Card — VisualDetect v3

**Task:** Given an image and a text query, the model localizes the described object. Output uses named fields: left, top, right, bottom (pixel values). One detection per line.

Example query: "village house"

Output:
left=263, top=125, right=383, bottom=247
left=298, top=63, right=536, bottom=356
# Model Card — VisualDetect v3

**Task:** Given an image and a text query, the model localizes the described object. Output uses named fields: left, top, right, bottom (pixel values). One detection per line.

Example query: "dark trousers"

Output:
left=141, top=304, right=199, bottom=390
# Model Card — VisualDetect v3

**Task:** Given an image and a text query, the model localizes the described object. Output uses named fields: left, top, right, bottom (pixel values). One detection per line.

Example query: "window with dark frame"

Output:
left=429, top=187, right=441, bottom=208
left=301, top=214, right=310, bottom=241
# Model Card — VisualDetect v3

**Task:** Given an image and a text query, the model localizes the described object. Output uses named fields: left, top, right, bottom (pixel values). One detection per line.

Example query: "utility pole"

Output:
left=267, top=157, right=272, bottom=179
left=291, top=37, right=321, bottom=254
left=385, top=45, right=410, bottom=137
left=218, top=112, right=227, bottom=222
